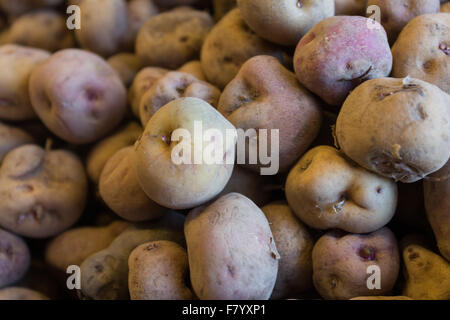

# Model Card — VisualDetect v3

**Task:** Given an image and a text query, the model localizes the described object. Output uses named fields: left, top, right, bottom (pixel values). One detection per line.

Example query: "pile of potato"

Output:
left=0, top=0, right=449, bottom=301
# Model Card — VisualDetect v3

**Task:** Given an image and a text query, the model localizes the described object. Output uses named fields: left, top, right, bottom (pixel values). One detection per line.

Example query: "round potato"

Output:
left=0, top=228, right=30, bottom=289
left=0, top=121, right=33, bottom=162
left=0, top=287, right=49, bottom=300
left=107, top=53, right=142, bottom=87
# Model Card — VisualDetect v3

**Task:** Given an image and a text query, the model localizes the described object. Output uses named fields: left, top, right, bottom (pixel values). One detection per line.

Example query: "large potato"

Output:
left=336, top=77, right=450, bottom=183
left=185, top=193, right=279, bottom=300
left=0, top=145, right=87, bottom=238
left=0, top=228, right=30, bottom=289
left=285, top=146, right=397, bottom=233
left=0, top=121, right=33, bottom=162
left=29, top=49, right=127, bottom=144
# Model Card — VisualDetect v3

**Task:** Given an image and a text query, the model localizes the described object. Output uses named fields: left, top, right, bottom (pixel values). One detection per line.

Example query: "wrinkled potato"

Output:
left=80, top=211, right=185, bottom=300
left=0, top=44, right=50, bottom=121
left=0, top=145, right=87, bottom=238
left=185, top=193, right=279, bottom=300
left=0, top=287, right=49, bottom=300
left=0, top=121, right=33, bottom=162
left=0, top=228, right=30, bottom=289
left=134, top=97, right=236, bottom=210
left=213, top=0, right=237, bottom=21
left=107, top=53, right=142, bottom=87
left=392, top=13, right=450, bottom=94
left=100, top=147, right=166, bottom=222
left=403, top=245, right=450, bottom=299
left=201, top=9, right=286, bottom=89
left=286, top=146, right=397, bottom=233
left=136, top=7, right=213, bottom=69
left=139, top=71, right=221, bottom=126
left=366, top=0, right=440, bottom=44
left=86, top=122, right=142, bottom=184
left=261, top=201, right=313, bottom=300
left=178, top=61, right=206, bottom=81
left=237, top=0, right=335, bottom=46
left=218, top=55, right=322, bottom=173
left=45, top=221, right=130, bottom=272
left=336, top=77, right=450, bottom=183
left=294, top=16, right=392, bottom=106
left=128, top=240, right=194, bottom=300
left=335, top=0, right=367, bottom=15
left=29, top=49, right=127, bottom=144
left=312, top=228, right=400, bottom=300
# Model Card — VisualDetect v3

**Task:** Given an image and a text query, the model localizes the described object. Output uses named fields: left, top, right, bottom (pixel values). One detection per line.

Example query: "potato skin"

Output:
left=312, top=228, right=400, bottom=300
left=185, top=193, right=279, bottom=300
left=29, top=49, right=127, bottom=144
left=178, top=61, right=206, bottom=81
left=286, top=146, right=397, bottom=234
left=261, top=202, right=313, bottom=300
left=0, top=44, right=50, bottom=121
left=335, top=0, right=367, bottom=15
left=128, top=240, right=194, bottom=300
left=0, top=145, right=87, bottom=238
left=0, top=287, right=49, bottom=300
left=107, top=53, right=142, bottom=87
left=0, top=121, right=33, bottom=162
left=336, top=77, right=450, bottom=183
left=0, top=228, right=30, bottom=289
left=392, top=13, right=450, bottom=94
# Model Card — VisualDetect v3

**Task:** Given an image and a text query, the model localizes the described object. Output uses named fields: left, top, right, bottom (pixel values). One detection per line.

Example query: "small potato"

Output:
left=185, top=193, right=279, bottom=300
left=261, top=202, right=313, bottom=300
left=122, top=0, right=159, bottom=50
left=80, top=211, right=185, bottom=300
left=366, top=0, right=440, bottom=44
left=237, top=0, right=335, bottom=46
left=87, top=122, right=143, bottom=184
left=285, top=146, right=397, bottom=234
left=403, top=245, right=450, bottom=299
left=201, top=9, right=286, bottom=89
left=139, top=71, right=221, bottom=126
left=29, top=49, right=127, bottom=144
left=100, top=147, right=166, bottom=222
left=45, top=221, right=130, bottom=272
left=335, top=77, right=450, bottom=183
left=0, top=287, right=49, bottom=300
left=75, top=0, right=129, bottom=57
left=134, top=98, right=236, bottom=210
left=107, top=53, right=142, bottom=87
left=136, top=7, right=213, bottom=69
left=0, top=121, right=33, bottom=162
left=178, top=61, right=206, bottom=81
left=312, top=228, right=400, bottom=300
left=0, top=44, right=50, bottom=121
left=218, top=55, right=322, bottom=173
left=335, top=0, right=367, bottom=15
left=213, top=0, right=237, bottom=21
left=128, top=240, right=194, bottom=300
left=392, top=13, right=450, bottom=94
left=293, top=16, right=392, bottom=106
left=0, top=228, right=30, bottom=289
left=0, top=145, right=87, bottom=238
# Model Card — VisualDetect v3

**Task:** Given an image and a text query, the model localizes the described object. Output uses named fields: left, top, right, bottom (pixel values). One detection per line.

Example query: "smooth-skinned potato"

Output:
left=0, top=228, right=30, bottom=289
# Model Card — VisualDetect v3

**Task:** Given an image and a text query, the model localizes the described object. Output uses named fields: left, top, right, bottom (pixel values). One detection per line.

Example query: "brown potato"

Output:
left=0, top=228, right=30, bottom=289
left=0, top=121, right=33, bottom=162
left=107, top=53, right=142, bottom=87
left=0, top=287, right=49, bottom=300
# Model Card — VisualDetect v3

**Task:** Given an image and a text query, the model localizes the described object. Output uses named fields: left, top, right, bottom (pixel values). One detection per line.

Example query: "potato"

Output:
left=424, top=161, right=450, bottom=261
left=100, top=147, right=166, bottom=222
left=134, top=97, right=236, bottom=210
left=0, top=44, right=50, bottom=121
left=335, top=0, right=367, bottom=15
left=128, top=240, right=194, bottom=300
left=0, top=145, right=87, bottom=238
left=391, top=13, right=450, bottom=94
left=442, top=2, right=450, bottom=12
left=139, top=71, right=221, bottom=126
left=136, top=7, right=213, bottom=69
left=403, top=245, right=450, bottom=299
left=122, top=0, right=159, bottom=50
left=218, top=55, right=322, bottom=173
left=0, top=287, right=49, bottom=300
left=201, top=9, right=286, bottom=89
left=0, top=228, right=30, bottom=289
left=366, top=0, right=440, bottom=44
left=0, top=121, right=33, bottom=162
left=0, top=0, right=64, bottom=17
left=29, top=49, right=127, bottom=144
left=45, top=221, right=130, bottom=272
left=351, top=296, right=412, bottom=300
left=178, top=61, right=206, bottom=81
left=312, top=228, right=400, bottom=300
left=261, top=201, right=313, bottom=300
left=1, top=10, right=75, bottom=52
left=128, top=67, right=169, bottom=118
left=86, top=122, right=143, bottom=184
left=237, top=0, right=335, bottom=46
left=286, top=146, right=397, bottom=233
left=293, top=16, right=392, bottom=106
left=107, top=53, right=142, bottom=87
left=75, top=0, right=129, bottom=57
left=213, top=0, right=237, bottom=21
left=80, top=211, right=185, bottom=300
left=185, top=193, right=279, bottom=300
left=335, top=77, right=450, bottom=183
